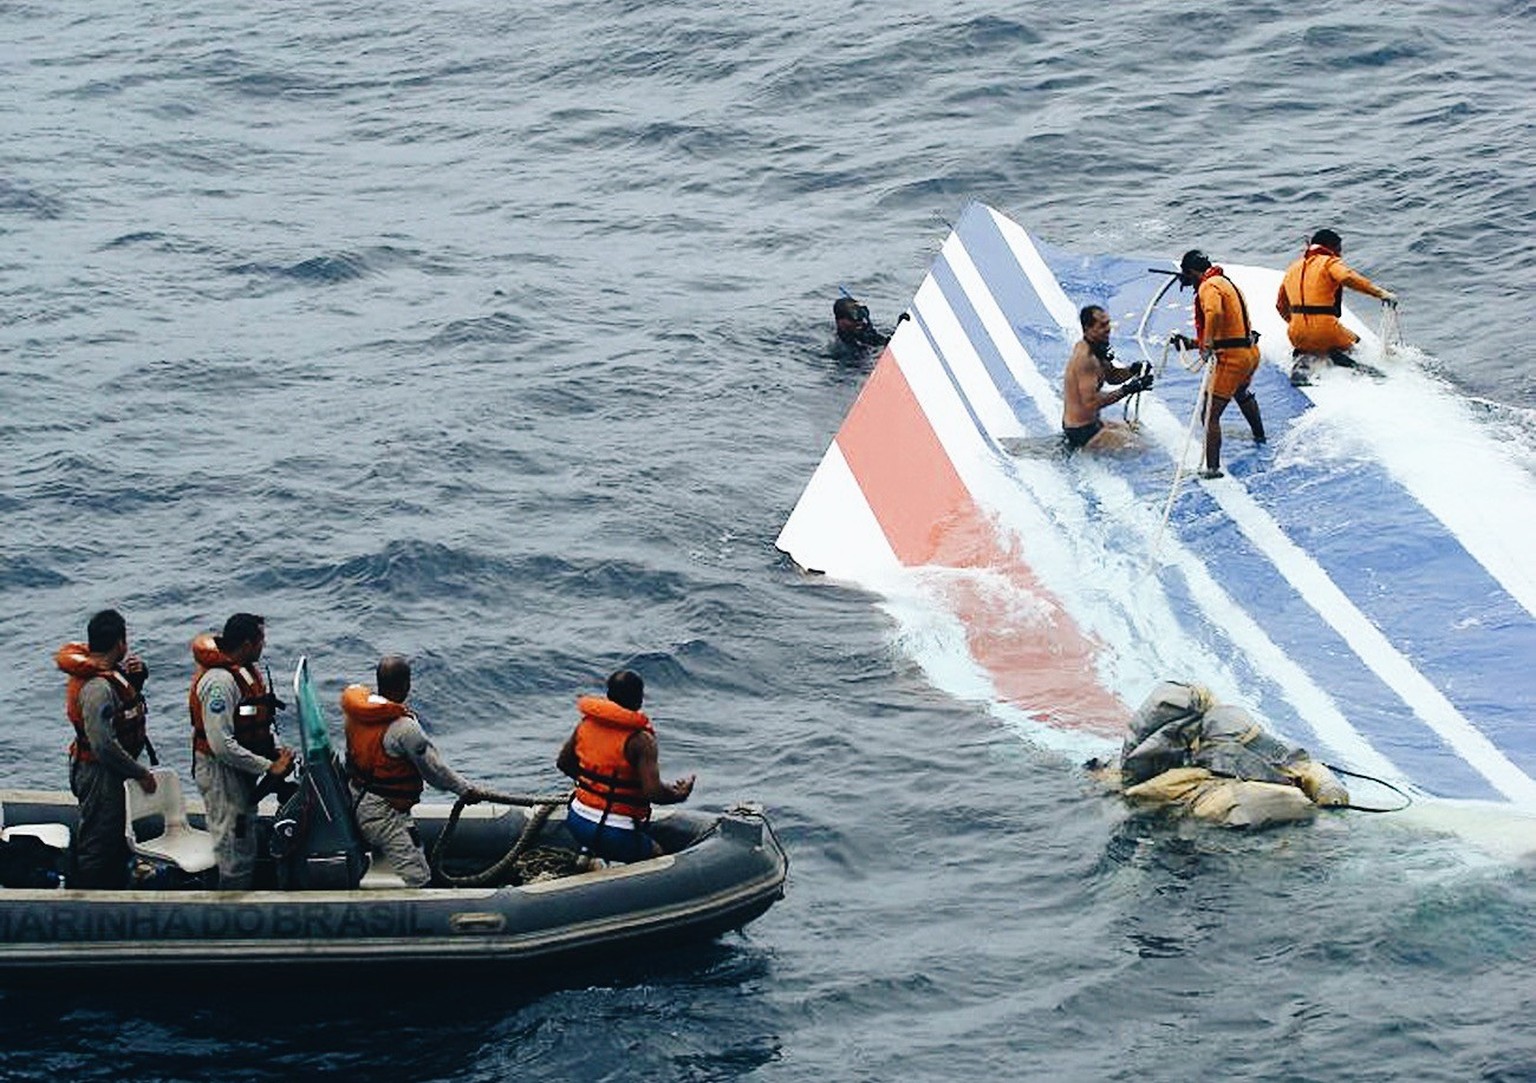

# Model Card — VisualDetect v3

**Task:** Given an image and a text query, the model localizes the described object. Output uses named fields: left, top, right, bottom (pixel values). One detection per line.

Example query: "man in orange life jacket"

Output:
left=556, top=670, right=695, bottom=862
left=55, top=608, right=158, bottom=888
left=189, top=613, right=295, bottom=889
left=1174, top=249, right=1267, bottom=479
left=342, top=654, right=492, bottom=887
left=1276, top=228, right=1397, bottom=386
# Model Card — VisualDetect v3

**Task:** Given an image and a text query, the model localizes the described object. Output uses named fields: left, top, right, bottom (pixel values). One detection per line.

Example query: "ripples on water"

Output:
left=3, top=1, right=1536, bottom=1079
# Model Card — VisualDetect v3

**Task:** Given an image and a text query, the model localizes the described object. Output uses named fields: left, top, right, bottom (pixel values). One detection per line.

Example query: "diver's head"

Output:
left=834, top=296, right=871, bottom=327
left=1178, top=249, right=1212, bottom=288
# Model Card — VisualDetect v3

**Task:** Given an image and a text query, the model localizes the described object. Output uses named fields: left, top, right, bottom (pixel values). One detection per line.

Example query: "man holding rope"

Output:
left=1276, top=228, right=1397, bottom=386
left=1061, top=304, right=1154, bottom=453
left=341, top=655, right=492, bottom=886
left=1174, top=249, right=1266, bottom=479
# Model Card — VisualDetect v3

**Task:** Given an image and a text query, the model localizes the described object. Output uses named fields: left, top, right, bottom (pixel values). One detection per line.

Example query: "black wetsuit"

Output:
left=837, top=323, right=888, bottom=350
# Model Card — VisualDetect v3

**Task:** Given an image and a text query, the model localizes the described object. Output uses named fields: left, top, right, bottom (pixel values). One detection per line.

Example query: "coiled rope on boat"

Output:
left=429, top=788, right=574, bottom=888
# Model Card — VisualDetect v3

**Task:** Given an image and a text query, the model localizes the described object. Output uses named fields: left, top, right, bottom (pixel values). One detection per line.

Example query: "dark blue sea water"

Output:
left=4, top=1, right=1536, bottom=1079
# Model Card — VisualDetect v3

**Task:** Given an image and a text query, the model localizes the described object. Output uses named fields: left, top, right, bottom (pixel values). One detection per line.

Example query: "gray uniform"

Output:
left=351, top=715, right=474, bottom=888
left=70, top=677, right=153, bottom=889
left=193, top=669, right=278, bottom=890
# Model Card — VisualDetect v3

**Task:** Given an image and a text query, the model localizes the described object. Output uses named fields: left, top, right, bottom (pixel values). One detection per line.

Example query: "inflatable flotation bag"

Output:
left=1118, top=681, right=1348, bottom=828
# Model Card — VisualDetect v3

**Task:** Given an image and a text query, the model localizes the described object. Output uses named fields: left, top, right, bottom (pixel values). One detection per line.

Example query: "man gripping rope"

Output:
left=1061, top=304, right=1153, bottom=452
left=1276, top=228, right=1397, bottom=386
left=342, top=654, right=492, bottom=887
left=1174, top=249, right=1266, bottom=479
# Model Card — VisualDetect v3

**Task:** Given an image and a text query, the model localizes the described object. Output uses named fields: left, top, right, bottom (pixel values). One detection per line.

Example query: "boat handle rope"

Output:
left=429, top=788, right=573, bottom=888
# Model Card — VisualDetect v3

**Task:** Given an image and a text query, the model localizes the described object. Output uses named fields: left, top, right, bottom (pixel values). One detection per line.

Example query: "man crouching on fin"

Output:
left=557, top=669, right=694, bottom=862
left=1276, top=228, right=1397, bottom=387
left=1062, top=304, right=1153, bottom=453
left=342, top=654, right=494, bottom=887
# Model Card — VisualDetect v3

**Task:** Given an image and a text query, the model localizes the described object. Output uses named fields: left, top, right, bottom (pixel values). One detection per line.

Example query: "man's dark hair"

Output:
left=1079, top=305, right=1107, bottom=331
left=377, top=654, right=412, bottom=702
left=607, top=669, right=645, bottom=711
left=87, top=609, right=126, bottom=653
left=1310, top=228, right=1342, bottom=252
left=215, top=612, right=265, bottom=652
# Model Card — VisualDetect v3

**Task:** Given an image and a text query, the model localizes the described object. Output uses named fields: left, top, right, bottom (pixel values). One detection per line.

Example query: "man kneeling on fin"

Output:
left=1277, top=228, right=1396, bottom=386
left=342, top=655, right=493, bottom=887
left=1061, top=304, right=1153, bottom=453
left=557, top=670, right=694, bottom=862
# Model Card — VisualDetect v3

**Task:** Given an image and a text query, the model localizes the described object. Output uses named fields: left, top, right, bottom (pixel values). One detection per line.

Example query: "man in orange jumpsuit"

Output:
left=1177, top=250, right=1266, bottom=480
left=1276, top=228, right=1396, bottom=386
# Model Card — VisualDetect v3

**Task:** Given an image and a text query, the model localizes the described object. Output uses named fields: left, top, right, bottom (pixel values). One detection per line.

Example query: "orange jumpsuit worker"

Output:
left=1276, top=228, right=1396, bottom=386
left=1176, top=249, right=1266, bottom=480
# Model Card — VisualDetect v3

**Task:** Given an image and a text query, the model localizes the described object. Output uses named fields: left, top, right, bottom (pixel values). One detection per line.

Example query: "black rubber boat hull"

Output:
left=0, top=792, right=788, bottom=976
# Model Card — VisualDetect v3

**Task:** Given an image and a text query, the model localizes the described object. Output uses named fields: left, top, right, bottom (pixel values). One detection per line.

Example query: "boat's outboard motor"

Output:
left=271, top=657, right=367, bottom=890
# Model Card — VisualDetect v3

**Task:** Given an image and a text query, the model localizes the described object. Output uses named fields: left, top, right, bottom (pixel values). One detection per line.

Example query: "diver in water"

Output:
left=832, top=295, right=903, bottom=357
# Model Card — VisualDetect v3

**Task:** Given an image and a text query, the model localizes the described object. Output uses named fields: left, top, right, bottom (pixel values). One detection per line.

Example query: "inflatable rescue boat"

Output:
left=0, top=659, right=787, bottom=976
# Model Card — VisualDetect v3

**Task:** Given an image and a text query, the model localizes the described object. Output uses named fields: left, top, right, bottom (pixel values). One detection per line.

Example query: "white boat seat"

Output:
left=0, top=802, right=70, bottom=853
left=124, top=768, right=217, bottom=875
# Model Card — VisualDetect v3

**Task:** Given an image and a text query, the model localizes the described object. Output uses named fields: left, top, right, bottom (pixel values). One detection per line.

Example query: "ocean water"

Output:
left=4, top=1, right=1536, bottom=1080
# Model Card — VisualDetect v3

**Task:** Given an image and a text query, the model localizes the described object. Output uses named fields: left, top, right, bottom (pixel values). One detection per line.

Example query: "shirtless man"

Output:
left=1061, top=305, right=1153, bottom=452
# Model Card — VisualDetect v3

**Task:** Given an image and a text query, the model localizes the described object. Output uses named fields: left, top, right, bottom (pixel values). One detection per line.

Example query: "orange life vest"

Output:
left=341, top=684, right=424, bottom=812
left=187, top=633, right=277, bottom=758
left=55, top=641, right=148, bottom=764
left=1195, top=267, right=1260, bottom=356
left=1279, top=244, right=1356, bottom=353
left=571, top=695, right=654, bottom=822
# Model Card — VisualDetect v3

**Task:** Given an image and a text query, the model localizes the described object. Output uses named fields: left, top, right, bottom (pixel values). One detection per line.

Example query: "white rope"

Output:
left=1146, top=346, right=1213, bottom=570
left=1377, top=300, right=1403, bottom=361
